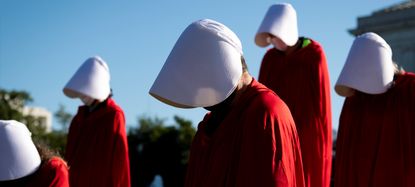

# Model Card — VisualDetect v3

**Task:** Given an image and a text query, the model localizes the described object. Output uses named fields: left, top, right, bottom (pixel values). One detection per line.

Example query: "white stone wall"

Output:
left=350, top=5, right=415, bottom=72
left=381, top=27, right=415, bottom=72
left=22, top=106, right=53, bottom=132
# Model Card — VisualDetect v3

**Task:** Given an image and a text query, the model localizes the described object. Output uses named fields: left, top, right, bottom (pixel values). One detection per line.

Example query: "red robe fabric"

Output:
left=28, top=157, right=69, bottom=187
left=334, top=72, right=415, bottom=187
left=65, top=98, right=131, bottom=187
left=185, top=79, right=305, bottom=187
left=258, top=39, right=332, bottom=187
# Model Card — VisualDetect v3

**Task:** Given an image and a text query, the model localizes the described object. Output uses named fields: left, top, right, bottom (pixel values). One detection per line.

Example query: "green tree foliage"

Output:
left=0, top=88, right=44, bottom=132
left=54, top=104, right=73, bottom=133
left=34, top=130, right=67, bottom=156
left=174, top=115, right=195, bottom=165
left=0, top=88, right=32, bottom=120
left=128, top=115, right=196, bottom=187
left=0, top=88, right=68, bottom=155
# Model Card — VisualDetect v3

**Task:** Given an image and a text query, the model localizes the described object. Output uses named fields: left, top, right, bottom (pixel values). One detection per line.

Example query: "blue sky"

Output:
left=0, top=1, right=404, bottom=131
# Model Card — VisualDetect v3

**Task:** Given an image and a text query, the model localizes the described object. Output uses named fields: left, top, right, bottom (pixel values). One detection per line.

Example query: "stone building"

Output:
left=23, top=106, right=53, bottom=132
left=349, top=0, right=415, bottom=72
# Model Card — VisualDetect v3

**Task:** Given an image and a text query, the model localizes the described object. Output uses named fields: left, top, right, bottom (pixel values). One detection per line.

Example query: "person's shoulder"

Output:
left=303, top=37, right=325, bottom=53
left=74, top=105, right=88, bottom=116
left=403, top=71, right=415, bottom=79
left=105, top=98, right=125, bottom=115
left=250, top=81, right=288, bottom=110
left=28, top=157, right=69, bottom=187
left=45, top=157, right=68, bottom=170
left=247, top=82, right=293, bottom=124
left=304, top=37, right=321, bottom=47
left=396, top=72, right=415, bottom=90
left=298, top=37, right=327, bottom=67
left=36, top=157, right=68, bottom=179
left=264, top=47, right=281, bottom=57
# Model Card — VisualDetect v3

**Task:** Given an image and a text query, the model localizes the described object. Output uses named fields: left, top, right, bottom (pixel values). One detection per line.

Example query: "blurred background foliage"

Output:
left=0, top=88, right=196, bottom=187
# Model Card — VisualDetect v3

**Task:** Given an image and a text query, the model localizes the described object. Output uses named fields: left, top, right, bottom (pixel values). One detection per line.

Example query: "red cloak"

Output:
left=334, top=72, right=415, bottom=187
left=65, top=98, right=131, bottom=187
left=258, top=39, right=332, bottom=187
left=28, top=157, right=69, bottom=187
left=185, top=79, right=305, bottom=187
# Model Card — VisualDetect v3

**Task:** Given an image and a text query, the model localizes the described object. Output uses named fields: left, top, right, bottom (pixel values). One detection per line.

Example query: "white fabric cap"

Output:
left=335, top=32, right=394, bottom=97
left=255, top=3, right=298, bottom=47
left=0, top=120, right=41, bottom=181
left=149, top=19, right=243, bottom=108
left=63, top=56, right=111, bottom=101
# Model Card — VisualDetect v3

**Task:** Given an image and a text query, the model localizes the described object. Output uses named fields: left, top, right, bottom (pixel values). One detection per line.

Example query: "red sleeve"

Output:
left=258, top=49, right=273, bottom=83
left=236, top=109, right=282, bottom=186
left=312, top=45, right=332, bottom=187
left=299, top=43, right=332, bottom=187
left=110, top=111, right=131, bottom=187
left=64, top=113, right=80, bottom=160
left=236, top=92, right=304, bottom=187
left=333, top=98, right=355, bottom=187
left=314, top=45, right=331, bottom=125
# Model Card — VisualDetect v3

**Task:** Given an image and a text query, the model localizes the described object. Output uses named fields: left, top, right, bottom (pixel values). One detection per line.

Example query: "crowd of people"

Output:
left=1, top=2, right=414, bottom=187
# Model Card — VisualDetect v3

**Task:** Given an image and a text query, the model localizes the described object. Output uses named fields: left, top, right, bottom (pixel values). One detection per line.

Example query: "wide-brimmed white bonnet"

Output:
left=149, top=19, right=243, bottom=108
left=63, top=56, right=111, bottom=101
left=0, top=120, right=41, bottom=181
left=335, top=32, right=394, bottom=97
left=255, top=3, right=298, bottom=47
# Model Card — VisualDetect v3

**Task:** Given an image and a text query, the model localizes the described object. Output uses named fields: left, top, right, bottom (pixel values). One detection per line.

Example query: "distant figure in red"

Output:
left=334, top=32, right=415, bottom=187
left=0, top=120, right=69, bottom=187
left=150, top=19, right=305, bottom=187
left=63, top=56, right=130, bottom=187
left=255, top=3, right=332, bottom=187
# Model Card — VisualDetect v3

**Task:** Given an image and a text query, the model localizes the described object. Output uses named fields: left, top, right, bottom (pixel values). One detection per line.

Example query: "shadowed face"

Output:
left=267, top=34, right=288, bottom=51
left=203, top=89, right=237, bottom=112
left=80, top=95, right=95, bottom=106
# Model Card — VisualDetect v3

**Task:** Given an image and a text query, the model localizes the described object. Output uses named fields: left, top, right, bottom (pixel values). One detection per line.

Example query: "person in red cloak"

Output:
left=334, top=32, right=415, bottom=187
left=255, top=3, right=332, bottom=187
left=149, top=19, right=305, bottom=187
left=29, top=142, right=70, bottom=187
left=0, top=120, right=69, bottom=187
left=63, top=56, right=130, bottom=187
